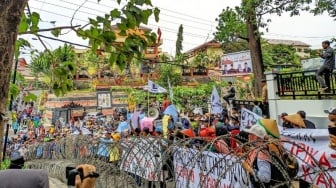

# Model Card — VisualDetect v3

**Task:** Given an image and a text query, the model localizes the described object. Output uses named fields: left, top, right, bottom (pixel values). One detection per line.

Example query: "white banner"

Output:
left=174, top=148, right=249, bottom=188
left=120, top=138, right=164, bottom=181
left=211, top=86, right=223, bottom=114
left=281, top=128, right=336, bottom=188
left=240, top=108, right=262, bottom=129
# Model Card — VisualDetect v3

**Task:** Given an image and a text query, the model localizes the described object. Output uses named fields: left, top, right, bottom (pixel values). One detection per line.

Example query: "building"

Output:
left=184, top=39, right=222, bottom=65
left=266, top=39, right=311, bottom=58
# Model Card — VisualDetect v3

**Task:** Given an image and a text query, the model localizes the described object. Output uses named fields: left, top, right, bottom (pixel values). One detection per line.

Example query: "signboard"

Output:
left=97, top=91, right=112, bottom=108
left=281, top=129, right=336, bottom=188
left=120, top=138, right=164, bottom=181
left=174, top=148, right=249, bottom=188
left=220, top=51, right=252, bottom=76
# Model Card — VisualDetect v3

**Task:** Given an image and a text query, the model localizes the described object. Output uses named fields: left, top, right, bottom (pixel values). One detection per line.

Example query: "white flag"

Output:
left=168, top=77, right=174, bottom=102
left=148, top=80, right=167, bottom=93
left=211, top=86, right=223, bottom=114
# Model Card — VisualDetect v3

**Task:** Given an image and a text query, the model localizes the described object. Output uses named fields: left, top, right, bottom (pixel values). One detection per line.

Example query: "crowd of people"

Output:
left=4, top=83, right=336, bottom=188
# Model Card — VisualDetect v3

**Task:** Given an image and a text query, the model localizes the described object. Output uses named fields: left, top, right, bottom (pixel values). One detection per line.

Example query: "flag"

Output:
left=211, top=86, right=223, bottom=114
left=168, top=77, right=174, bottom=102
left=148, top=80, right=167, bottom=93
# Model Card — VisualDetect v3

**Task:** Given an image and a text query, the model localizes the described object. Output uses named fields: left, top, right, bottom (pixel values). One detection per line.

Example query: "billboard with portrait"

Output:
left=97, top=91, right=112, bottom=108
left=220, top=50, right=252, bottom=76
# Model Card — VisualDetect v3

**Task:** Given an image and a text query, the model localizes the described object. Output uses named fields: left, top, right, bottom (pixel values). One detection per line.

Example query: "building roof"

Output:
left=266, top=39, right=311, bottom=47
left=184, top=39, right=221, bottom=55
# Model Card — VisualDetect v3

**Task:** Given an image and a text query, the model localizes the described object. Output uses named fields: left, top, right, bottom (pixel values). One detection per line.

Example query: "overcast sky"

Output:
left=23, top=0, right=336, bottom=60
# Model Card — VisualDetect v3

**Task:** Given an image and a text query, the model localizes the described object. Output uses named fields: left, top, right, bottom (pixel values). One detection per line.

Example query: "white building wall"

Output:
left=266, top=71, right=335, bottom=129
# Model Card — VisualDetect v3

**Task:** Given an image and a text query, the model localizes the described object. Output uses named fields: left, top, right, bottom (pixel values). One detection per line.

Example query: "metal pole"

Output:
left=2, top=57, right=19, bottom=161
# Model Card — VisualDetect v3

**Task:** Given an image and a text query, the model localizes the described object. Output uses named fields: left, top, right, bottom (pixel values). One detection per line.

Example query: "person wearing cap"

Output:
left=241, top=125, right=271, bottom=187
left=279, top=112, right=293, bottom=129
left=297, top=110, right=316, bottom=129
left=316, top=40, right=335, bottom=93
left=282, top=114, right=306, bottom=129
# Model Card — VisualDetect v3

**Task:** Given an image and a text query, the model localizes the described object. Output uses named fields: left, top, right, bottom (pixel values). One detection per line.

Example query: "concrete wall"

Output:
left=272, top=100, right=333, bottom=129
left=266, top=72, right=334, bottom=129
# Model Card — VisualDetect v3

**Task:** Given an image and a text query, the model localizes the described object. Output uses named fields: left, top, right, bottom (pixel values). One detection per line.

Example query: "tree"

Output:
left=214, top=0, right=312, bottom=96
left=30, top=44, right=76, bottom=94
left=262, top=43, right=301, bottom=68
left=175, top=24, right=184, bottom=56
left=0, top=0, right=160, bottom=157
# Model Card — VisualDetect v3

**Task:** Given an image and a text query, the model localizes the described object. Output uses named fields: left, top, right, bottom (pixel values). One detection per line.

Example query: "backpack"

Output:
left=252, top=143, right=299, bottom=188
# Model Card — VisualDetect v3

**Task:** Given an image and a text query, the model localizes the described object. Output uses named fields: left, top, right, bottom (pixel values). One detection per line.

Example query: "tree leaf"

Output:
left=110, top=9, right=121, bottom=18
left=18, top=14, right=29, bottom=33
left=51, top=28, right=61, bottom=37
left=154, top=8, right=160, bottom=22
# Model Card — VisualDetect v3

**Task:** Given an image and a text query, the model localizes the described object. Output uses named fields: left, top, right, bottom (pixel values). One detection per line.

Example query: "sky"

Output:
left=22, top=0, right=336, bottom=61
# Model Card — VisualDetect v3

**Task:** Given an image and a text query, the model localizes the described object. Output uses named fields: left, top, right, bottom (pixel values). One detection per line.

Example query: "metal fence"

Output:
left=21, top=135, right=335, bottom=188
left=276, top=70, right=336, bottom=99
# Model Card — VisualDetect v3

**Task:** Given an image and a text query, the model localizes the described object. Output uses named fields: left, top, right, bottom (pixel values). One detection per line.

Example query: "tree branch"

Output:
left=18, top=25, right=81, bottom=35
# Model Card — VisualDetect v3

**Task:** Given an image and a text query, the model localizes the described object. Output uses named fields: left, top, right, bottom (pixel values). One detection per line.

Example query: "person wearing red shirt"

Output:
left=161, top=95, right=170, bottom=112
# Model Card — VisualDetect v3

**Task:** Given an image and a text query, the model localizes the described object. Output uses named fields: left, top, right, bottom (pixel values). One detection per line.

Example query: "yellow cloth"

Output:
left=162, top=115, right=170, bottom=138
left=109, top=146, right=120, bottom=162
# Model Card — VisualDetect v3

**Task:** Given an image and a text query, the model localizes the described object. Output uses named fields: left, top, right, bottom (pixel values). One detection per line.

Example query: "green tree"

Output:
left=221, top=40, right=249, bottom=54
left=262, top=43, right=301, bottom=68
left=214, top=0, right=312, bottom=96
left=30, top=44, right=76, bottom=95
left=175, top=24, right=184, bottom=56
left=0, top=0, right=160, bottom=154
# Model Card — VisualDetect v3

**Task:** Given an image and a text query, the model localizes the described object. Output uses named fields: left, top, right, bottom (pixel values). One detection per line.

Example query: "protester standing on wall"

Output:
left=316, top=40, right=335, bottom=93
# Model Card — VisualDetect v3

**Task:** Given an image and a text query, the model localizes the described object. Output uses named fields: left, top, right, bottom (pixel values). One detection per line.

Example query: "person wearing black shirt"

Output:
left=223, top=82, right=235, bottom=105
left=316, top=40, right=335, bottom=93
left=297, top=110, right=316, bottom=129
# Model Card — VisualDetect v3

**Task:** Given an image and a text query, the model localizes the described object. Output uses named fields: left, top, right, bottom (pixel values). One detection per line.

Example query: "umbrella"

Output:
left=164, top=104, right=178, bottom=123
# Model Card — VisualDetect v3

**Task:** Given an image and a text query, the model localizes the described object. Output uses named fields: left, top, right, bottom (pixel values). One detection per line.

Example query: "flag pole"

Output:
left=147, top=80, right=150, bottom=115
left=209, top=89, right=212, bottom=126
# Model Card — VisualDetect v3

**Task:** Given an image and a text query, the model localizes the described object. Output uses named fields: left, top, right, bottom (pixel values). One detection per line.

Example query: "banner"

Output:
left=174, top=148, right=249, bottom=188
left=240, top=108, right=261, bottom=129
left=147, top=80, right=167, bottom=93
left=120, top=138, right=164, bottom=181
left=281, top=128, right=336, bottom=188
left=211, top=86, right=223, bottom=114
left=220, top=51, right=252, bottom=76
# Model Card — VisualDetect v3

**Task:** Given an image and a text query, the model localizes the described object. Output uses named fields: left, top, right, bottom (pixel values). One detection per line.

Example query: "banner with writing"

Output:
left=240, top=108, right=261, bottom=129
left=174, top=148, right=249, bottom=188
left=120, top=138, right=164, bottom=181
left=281, top=128, right=336, bottom=188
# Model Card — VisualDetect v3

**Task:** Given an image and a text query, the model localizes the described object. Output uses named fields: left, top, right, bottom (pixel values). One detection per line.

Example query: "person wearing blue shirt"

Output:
left=97, top=131, right=113, bottom=162
left=116, top=116, right=130, bottom=133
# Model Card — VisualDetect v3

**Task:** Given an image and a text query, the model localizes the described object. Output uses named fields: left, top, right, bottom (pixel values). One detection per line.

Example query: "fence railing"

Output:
left=275, top=70, right=336, bottom=99
left=13, top=135, right=335, bottom=188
